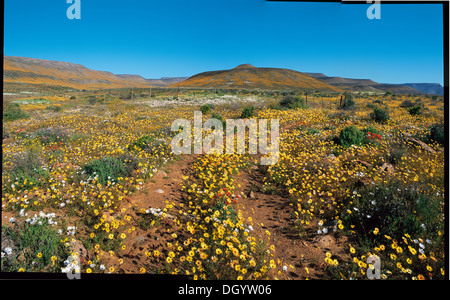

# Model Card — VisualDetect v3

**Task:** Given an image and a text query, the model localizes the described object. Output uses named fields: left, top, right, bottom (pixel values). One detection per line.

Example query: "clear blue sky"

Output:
left=4, top=0, right=445, bottom=84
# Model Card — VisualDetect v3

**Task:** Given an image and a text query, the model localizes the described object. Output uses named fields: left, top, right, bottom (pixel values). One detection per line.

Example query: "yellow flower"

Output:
left=37, top=252, right=42, bottom=258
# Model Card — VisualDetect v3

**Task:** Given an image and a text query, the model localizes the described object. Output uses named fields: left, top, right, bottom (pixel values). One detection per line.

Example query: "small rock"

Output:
left=323, top=154, right=337, bottom=165
left=405, top=136, right=436, bottom=154
left=69, top=239, right=89, bottom=261
left=353, top=159, right=372, bottom=168
left=154, top=170, right=167, bottom=178
left=316, top=235, right=335, bottom=250
left=155, top=189, right=164, bottom=194
left=248, top=191, right=256, bottom=199
left=379, top=163, right=395, bottom=175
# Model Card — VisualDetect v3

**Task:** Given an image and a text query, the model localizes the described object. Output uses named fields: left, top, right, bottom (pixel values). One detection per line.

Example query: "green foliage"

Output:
left=279, top=95, right=306, bottom=109
left=240, top=105, right=255, bottom=119
left=6, top=149, right=50, bottom=192
left=128, top=135, right=155, bottom=152
left=1, top=221, right=70, bottom=272
left=336, top=125, right=382, bottom=148
left=45, top=105, right=63, bottom=112
left=370, top=106, right=390, bottom=124
left=83, top=155, right=138, bottom=185
left=3, top=103, right=29, bottom=122
left=399, top=100, right=414, bottom=108
left=338, top=125, right=365, bottom=148
left=340, top=92, right=355, bottom=110
left=408, top=105, right=423, bottom=116
left=428, top=123, right=444, bottom=146
left=200, top=104, right=212, bottom=114
left=342, top=180, right=443, bottom=244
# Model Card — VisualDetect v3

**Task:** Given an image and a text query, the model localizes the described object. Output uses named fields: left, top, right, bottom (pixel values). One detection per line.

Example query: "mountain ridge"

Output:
left=3, top=56, right=441, bottom=94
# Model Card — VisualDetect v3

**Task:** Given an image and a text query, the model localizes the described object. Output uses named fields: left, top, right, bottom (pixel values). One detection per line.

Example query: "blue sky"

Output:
left=4, top=0, right=445, bottom=84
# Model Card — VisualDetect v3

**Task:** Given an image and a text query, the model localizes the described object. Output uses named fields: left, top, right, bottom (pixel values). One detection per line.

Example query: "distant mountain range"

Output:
left=3, top=56, right=443, bottom=95
left=305, top=73, right=443, bottom=95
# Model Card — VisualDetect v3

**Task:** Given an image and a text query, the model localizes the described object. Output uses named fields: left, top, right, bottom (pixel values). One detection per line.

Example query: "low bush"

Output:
left=83, top=155, right=139, bottom=185
left=337, top=125, right=365, bottom=148
left=428, top=123, right=444, bottom=146
left=3, top=103, right=29, bottom=122
left=240, top=105, right=255, bottom=118
left=370, top=106, right=390, bottom=124
left=280, top=95, right=306, bottom=109
left=200, top=104, right=212, bottom=114
left=408, top=105, right=423, bottom=116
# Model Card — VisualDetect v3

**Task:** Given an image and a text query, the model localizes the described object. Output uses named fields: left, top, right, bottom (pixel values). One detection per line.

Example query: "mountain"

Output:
left=3, top=56, right=188, bottom=90
left=401, top=83, right=444, bottom=96
left=145, top=77, right=189, bottom=87
left=171, top=64, right=342, bottom=92
left=3, top=56, right=156, bottom=89
left=305, top=73, right=425, bottom=95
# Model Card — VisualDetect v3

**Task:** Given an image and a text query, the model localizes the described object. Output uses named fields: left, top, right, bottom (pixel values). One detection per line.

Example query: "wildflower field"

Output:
left=1, top=88, right=446, bottom=280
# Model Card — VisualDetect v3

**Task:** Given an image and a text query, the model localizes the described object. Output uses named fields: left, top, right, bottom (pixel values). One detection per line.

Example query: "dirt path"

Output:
left=111, top=125, right=349, bottom=278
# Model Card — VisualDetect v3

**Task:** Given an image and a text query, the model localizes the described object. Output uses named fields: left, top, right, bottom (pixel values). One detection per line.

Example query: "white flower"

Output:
left=99, top=264, right=106, bottom=271
left=9, top=217, right=16, bottom=223
left=4, top=247, right=13, bottom=255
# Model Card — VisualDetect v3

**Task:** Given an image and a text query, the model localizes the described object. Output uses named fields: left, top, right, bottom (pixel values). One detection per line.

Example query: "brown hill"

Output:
left=3, top=56, right=155, bottom=90
left=171, top=65, right=342, bottom=92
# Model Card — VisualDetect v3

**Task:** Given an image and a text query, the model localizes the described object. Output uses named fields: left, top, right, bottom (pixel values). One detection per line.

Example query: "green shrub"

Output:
left=200, top=104, right=212, bottom=114
left=240, top=105, right=255, bottom=119
left=338, top=125, right=365, bottom=148
left=279, top=95, right=306, bottom=109
left=3, top=103, right=29, bottom=122
left=342, top=180, right=443, bottom=244
left=408, top=105, right=423, bottom=116
left=370, top=106, right=390, bottom=124
left=1, top=220, right=70, bottom=272
left=428, top=123, right=444, bottom=146
left=340, top=92, right=355, bottom=110
left=128, top=135, right=155, bottom=152
left=45, top=105, right=63, bottom=112
left=83, top=155, right=138, bottom=185
left=399, top=100, right=414, bottom=108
